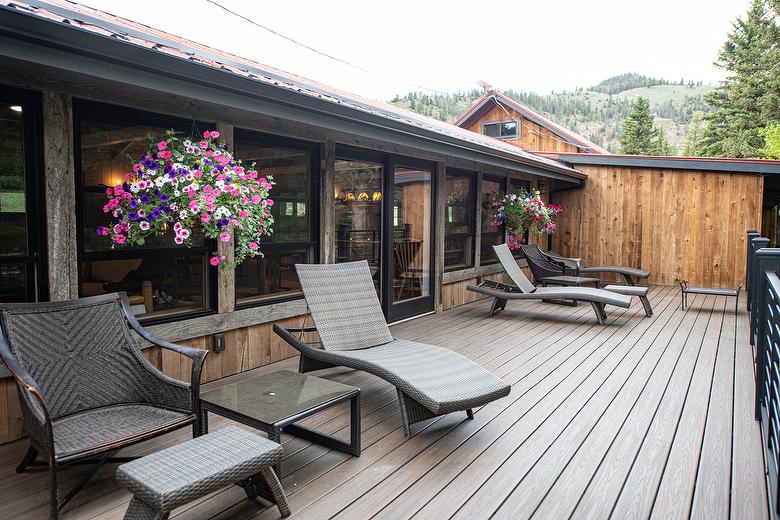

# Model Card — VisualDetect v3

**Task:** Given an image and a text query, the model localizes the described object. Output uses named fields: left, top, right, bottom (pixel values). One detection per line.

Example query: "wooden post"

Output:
left=434, top=160, right=445, bottom=311
left=42, top=90, right=78, bottom=301
left=216, top=122, right=235, bottom=313
left=474, top=172, right=484, bottom=267
left=320, top=140, right=336, bottom=264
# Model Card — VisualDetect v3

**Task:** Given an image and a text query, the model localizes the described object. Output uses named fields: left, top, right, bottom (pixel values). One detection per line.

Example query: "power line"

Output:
left=204, top=0, right=447, bottom=95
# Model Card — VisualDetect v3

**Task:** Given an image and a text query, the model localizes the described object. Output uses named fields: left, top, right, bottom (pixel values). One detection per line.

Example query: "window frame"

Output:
left=478, top=173, right=507, bottom=266
left=233, top=128, right=320, bottom=309
left=72, top=99, right=217, bottom=324
left=0, top=85, right=47, bottom=302
left=443, top=169, right=477, bottom=272
left=482, top=120, right=519, bottom=140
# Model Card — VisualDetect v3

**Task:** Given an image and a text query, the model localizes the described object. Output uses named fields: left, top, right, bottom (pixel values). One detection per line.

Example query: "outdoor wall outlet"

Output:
left=213, top=333, right=225, bottom=353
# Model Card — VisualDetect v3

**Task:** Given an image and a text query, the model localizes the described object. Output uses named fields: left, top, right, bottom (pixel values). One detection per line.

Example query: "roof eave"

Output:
left=0, top=6, right=584, bottom=183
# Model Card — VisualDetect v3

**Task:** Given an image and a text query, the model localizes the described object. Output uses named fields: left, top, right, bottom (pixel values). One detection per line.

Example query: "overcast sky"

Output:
left=79, top=0, right=749, bottom=100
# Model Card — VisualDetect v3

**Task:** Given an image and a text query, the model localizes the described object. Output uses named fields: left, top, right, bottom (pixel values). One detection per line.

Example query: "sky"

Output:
left=77, top=0, right=750, bottom=101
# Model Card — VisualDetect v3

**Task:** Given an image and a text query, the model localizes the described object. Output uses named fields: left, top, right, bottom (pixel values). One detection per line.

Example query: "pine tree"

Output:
left=619, top=97, right=658, bottom=154
left=683, top=114, right=706, bottom=156
left=653, top=127, right=676, bottom=155
left=700, top=0, right=780, bottom=157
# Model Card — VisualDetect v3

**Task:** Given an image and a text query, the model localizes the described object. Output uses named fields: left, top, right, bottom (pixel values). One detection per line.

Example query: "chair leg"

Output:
left=258, top=467, right=291, bottom=517
left=16, top=445, right=38, bottom=473
left=49, top=460, right=59, bottom=520
left=58, top=451, right=113, bottom=512
left=489, top=297, right=507, bottom=317
left=640, top=296, right=653, bottom=317
left=590, top=301, right=606, bottom=324
left=466, top=409, right=474, bottom=420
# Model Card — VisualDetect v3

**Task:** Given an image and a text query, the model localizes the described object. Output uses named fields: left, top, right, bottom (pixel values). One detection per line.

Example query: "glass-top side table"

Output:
left=198, top=370, right=361, bottom=478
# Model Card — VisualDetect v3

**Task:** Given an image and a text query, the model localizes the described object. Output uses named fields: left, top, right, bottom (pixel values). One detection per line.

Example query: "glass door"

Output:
left=0, top=87, right=44, bottom=302
left=386, top=158, right=434, bottom=322
left=334, top=148, right=435, bottom=322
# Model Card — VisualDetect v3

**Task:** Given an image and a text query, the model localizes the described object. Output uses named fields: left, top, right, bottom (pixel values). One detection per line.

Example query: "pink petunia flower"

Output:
left=200, top=213, right=210, bottom=223
left=219, top=231, right=231, bottom=242
left=209, top=256, right=220, bottom=266
left=158, top=141, right=167, bottom=150
left=248, top=242, right=258, bottom=250
left=114, top=234, right=126, bottom=245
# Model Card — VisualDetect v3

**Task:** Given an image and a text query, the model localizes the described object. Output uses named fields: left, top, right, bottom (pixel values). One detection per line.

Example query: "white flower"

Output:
left=154, top=177, right=166, bottom=187
left=179, top=210, right=188, bottom=220
left=183, top=140, right=192, bottom=147
left=173, top=189, right=181, bottom=196
left=139, top=221, right=150, bottom=231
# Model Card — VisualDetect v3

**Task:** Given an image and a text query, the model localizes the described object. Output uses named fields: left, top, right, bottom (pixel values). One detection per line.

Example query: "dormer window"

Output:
left=482, top=120, right=518, bottom=139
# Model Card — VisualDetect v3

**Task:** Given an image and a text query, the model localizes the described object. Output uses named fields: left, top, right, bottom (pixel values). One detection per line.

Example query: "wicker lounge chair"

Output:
left=0, top=293, right=207, bottom=519
left=521, top=244, right=650, bottom=286
left=273, top=261, right=511, bottom=437
left=467, top=244, right=632, bottom=324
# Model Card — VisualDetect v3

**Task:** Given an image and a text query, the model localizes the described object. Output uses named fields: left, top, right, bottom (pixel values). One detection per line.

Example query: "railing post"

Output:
left=747, top=230, right=759, bottom=310
left=751, top=237, right=770, bottom=346
left=754, top=248, right=780, bottom=420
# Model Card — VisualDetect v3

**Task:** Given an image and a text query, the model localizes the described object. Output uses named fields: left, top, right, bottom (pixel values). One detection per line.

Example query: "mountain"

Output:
left=389, top=74, right=714, bottom=154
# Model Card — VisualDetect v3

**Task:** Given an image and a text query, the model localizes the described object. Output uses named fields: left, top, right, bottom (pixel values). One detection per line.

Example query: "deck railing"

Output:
left=746, top=230, right=780, bottom=517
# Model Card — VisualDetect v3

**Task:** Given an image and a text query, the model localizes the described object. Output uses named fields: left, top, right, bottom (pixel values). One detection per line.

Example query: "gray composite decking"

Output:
left=0, top=285, right=768, bottom=519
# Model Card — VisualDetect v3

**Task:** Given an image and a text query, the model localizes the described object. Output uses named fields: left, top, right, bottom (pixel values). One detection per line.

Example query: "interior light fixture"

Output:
left=9, top=105, right=22, bottom=113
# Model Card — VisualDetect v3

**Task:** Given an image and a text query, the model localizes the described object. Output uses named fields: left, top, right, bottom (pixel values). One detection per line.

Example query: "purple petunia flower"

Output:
left=159, top=193, right=170, bottom=202
left=150, top=208, right=162, bottom=219
left=140, top=194, right=151, bottom=204
left=127, top=211, right=139, bottom=221
left=160, top=205, right=171, bottom=214
left=129, top=199, right=139, bottom=209
left=225, top=177, right=232, bottom=183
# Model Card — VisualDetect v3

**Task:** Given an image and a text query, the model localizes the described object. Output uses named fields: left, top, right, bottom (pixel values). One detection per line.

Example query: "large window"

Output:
left=480, top=175, right=506, bottom=264
left=234, top=131, right=318, bottom=305
left=0, top=88, right=44, bottom=302
left=444, top=170, right=476, bottom=270
left=75, top=101, right=214, bottom=322
left=483, top=121, right=518, bottom=139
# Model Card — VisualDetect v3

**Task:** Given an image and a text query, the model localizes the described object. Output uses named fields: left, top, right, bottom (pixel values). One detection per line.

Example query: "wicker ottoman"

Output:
left=116, top=426, right=290, bottom=519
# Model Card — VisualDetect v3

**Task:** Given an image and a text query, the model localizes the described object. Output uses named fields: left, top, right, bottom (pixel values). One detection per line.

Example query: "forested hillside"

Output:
left=389, top=74, right=712, bottom=153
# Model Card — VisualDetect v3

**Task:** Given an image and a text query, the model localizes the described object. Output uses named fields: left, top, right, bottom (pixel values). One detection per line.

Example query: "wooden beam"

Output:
left=42, top=90, right=78, bottom=301
left=320, top=140, right=336, bottom=263
left=434, top=160, right=445, bottom=311
left=216, top=122, right=235, bottom=313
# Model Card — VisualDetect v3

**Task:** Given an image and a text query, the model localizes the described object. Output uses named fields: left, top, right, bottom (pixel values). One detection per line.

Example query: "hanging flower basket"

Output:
left=490, top=189, right=561, bottom=251
left=96, top=130, right=274, bottom=268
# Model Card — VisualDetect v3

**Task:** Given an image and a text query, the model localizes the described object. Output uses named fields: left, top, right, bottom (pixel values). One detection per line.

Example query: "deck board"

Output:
left=0, top=285, right=767, bottom=520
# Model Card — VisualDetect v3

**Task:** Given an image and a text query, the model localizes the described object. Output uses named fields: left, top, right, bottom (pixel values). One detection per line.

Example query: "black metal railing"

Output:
left=746, top=230, right=780, bottom=517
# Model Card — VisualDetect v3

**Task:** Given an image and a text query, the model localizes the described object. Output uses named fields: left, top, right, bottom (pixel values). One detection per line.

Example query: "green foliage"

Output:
left=700, top=0, right=780, bottom=157
left=618, top=97, right=677, bottom=155
left=683, top=113, right=706, bottom=156
left=592, top=73, right=674, bottom=95
left=389, top=80, right=710, bottom=153
left=761, top=124, right=780, bottom=159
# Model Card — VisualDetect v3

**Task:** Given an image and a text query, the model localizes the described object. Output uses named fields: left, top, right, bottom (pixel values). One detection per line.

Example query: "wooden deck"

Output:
left=0, top=285, right=769, bottom=519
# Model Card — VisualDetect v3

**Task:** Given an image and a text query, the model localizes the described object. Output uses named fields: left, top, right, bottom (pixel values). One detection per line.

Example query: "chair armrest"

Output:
left=119, top=294, right=208, bottom=414
left=0, top=331, right=53, bottom=452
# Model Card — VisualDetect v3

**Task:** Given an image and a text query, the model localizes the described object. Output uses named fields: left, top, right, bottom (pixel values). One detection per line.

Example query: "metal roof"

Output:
left=0, top=0, right=585, bottom=182
left=454, top=90, right=610, bottom=155
left=537, top=152, right=780, bottom=175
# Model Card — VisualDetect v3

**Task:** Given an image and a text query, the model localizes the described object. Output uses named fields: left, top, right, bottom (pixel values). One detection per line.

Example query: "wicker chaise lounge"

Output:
left=467, top=244, right=632, bottom=324
left=521, top=244, right=650, bottom=286
left=273, top=261, right=511, bottom=436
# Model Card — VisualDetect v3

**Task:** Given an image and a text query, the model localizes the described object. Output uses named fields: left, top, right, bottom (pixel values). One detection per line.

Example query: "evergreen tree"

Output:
left=653, top=127, right=676, bottom=155
left=700, top=0, right=780, bottom=157
left=683, top=114, right=706, bottom=156
left=619, top=97, right=658, bottom=154
left=761, top=123, right=780, bottom=158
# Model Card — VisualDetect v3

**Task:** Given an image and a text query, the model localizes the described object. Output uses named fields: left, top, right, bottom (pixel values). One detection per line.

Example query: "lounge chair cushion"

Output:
left=313, top=339, right=511, bottom=414
left=296, top=261, right=394, bottom=351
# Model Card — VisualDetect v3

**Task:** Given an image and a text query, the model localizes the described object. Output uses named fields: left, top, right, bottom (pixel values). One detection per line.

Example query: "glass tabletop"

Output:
left=200, top=370, right=358, bottom=425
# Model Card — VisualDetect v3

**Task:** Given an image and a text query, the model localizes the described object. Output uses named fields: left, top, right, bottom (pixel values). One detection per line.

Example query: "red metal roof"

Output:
left=454, top=90, right=611, bottom=155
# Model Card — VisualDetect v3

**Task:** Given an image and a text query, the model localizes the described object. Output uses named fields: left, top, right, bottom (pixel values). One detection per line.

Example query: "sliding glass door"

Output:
left=335, top=147, right=435, bottom=322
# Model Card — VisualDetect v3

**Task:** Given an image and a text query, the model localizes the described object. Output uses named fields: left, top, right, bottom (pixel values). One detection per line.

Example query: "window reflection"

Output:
left=444, top=173, right=475, bottom=270
left=480, top=176, right=505, bottom=264
left=393, top=166, right=431, bottom=302
left=234, top=133, right=315, bottom=304
left=335, top=159, right=383, bottom=294
left=76, top=104, right=211, bottom=320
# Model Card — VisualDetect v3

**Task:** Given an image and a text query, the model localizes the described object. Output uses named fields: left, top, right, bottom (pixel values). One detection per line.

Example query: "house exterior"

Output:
left=454, top=86, right=609, bottom=154
left=0, top=0, right=589, bottom=443
left=0, top=0, right=778, bottom=449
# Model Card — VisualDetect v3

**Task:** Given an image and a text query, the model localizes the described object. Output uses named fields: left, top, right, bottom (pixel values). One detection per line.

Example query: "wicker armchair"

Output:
left=519, top=244, right=579, bottom=282
left=0, top=292, right=207, bottom=519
